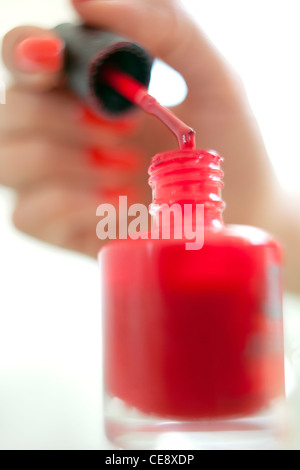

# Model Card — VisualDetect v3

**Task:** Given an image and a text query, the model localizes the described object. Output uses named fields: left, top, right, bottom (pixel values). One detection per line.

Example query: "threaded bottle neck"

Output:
left=148, top=149, right=225, bottom=229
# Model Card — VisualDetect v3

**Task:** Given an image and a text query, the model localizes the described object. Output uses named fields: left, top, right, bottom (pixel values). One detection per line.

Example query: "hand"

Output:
left=1, top=0, right=292, bottom=283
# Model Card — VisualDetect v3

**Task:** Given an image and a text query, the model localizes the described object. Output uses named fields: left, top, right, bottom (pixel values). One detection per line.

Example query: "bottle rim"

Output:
left=148, top=149, right=224, bottom=190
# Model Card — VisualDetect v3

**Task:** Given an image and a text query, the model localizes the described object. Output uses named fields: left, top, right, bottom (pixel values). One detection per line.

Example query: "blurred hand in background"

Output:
left=1, top=0, right=299, bottom=292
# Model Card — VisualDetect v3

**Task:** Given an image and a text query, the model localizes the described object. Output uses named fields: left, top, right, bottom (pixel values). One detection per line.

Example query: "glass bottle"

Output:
left=99, top=149, right=285, bottom=450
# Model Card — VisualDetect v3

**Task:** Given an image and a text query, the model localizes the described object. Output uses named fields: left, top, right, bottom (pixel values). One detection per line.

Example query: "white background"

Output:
left=0, top=0, right=300, bottom=450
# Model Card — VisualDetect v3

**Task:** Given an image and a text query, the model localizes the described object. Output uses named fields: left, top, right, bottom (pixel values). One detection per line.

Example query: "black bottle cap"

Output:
left=55, top=23, right=153, bottom=118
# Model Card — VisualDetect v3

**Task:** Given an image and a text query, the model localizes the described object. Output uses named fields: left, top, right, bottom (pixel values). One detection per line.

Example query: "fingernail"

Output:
left=88, top=147, right=143, bottom=171
left=78, top=105, right=139, bottom=135
left=14, top=36, right=64, bottom=73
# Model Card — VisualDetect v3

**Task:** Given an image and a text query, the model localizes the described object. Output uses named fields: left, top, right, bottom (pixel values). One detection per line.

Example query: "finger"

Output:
left=0, top=138, right=143, bottom=190
left=0, top=88, right=125, bottom=146
left=12, top=179, right=148, bottom=257
left=13, top=183, right=101, bottom=256
left=71, top=0, right=235, bottom=100
left=2, top=26, right=64, bottom=91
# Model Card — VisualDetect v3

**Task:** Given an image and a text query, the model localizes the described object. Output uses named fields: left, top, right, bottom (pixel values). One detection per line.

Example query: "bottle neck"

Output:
left=148, top=149, right=225, bottom=230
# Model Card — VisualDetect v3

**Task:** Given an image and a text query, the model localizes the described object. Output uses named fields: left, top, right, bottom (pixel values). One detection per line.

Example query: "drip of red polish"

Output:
left=100, top=67, right=196, bottom=150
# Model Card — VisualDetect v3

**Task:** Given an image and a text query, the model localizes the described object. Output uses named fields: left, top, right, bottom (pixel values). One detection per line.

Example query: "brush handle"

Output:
left=55, top=23, right=153, bottom=118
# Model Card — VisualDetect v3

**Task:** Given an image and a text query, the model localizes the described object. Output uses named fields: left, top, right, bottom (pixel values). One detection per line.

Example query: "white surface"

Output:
left=0, top=0, right=300, bottom=450
left=0, top=190, right=110, bottom=450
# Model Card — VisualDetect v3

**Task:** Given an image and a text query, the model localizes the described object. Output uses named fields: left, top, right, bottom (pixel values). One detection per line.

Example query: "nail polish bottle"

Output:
left=99, top=148, right=286, bottom=450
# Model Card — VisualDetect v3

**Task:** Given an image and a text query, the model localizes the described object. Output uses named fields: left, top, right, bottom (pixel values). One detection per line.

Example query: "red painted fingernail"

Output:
left=14, top=36, right=64, bottom=73
left=78, top=105, right=139, bottom=135
left=88, top=147, right=143, bottom=171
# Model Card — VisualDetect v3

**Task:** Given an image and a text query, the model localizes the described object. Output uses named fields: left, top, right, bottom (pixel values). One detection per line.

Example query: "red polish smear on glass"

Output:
left=101, top=66, right=196, bottom=150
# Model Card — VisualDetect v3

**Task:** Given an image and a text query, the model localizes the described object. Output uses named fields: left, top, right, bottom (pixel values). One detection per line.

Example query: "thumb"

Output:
left=2, top=26, right=65, bottom=91
left=71, top=0, right=233, bottom=101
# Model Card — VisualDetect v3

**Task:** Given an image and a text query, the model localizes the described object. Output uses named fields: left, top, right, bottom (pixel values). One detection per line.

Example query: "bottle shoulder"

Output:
left=212, top=224, right=281, bottom=247
left=99, top=224, right=282, bottom=257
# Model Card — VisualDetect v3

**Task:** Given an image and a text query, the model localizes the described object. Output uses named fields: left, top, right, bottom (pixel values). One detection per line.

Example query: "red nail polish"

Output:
left=88, top=147, right=143, bottom=171
left=14, top=36, right=64, bottom=73
left=79, top=106, right=139, bottom=134
left=100, top=149, right=285, bottom=449
left=100, top=66, right=196, bottom=149
left=98, top=70, right=286, bottom=450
